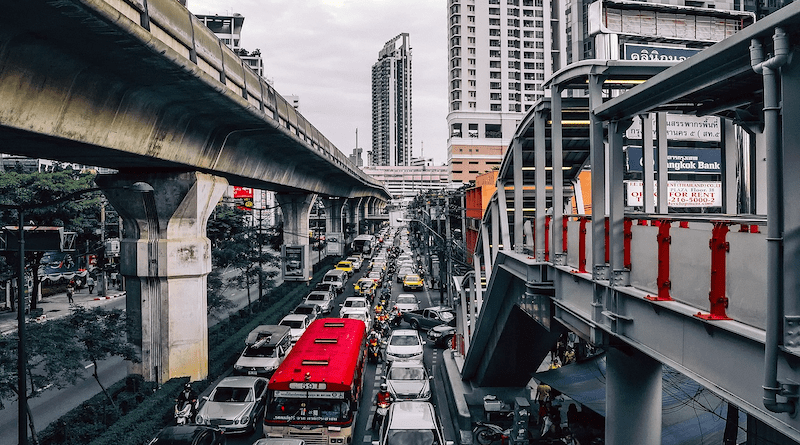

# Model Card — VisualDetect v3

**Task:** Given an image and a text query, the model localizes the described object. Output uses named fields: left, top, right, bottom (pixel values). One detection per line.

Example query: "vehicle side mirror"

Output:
left=372, top=441, right=380, bottom=445
left=202, top=396, right=209, bottom=401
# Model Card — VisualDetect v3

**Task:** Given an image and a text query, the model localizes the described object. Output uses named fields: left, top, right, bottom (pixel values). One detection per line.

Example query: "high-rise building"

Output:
left=371, top=33, right=413, bottom=167
left=447, top=0, right=754, bottom=185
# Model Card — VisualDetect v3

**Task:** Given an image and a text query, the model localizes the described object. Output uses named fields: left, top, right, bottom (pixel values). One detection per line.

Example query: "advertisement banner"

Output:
left=625, top=114, right=720, bottom=142
left=626, top=181, right=722, bottom=207
left=626, top=146, right=721, bottom=174
left=282, top=245, right=310, bottom=281
left=233, top=186, right=253, bottom=199
left=325, top=232, right=344, bottom=256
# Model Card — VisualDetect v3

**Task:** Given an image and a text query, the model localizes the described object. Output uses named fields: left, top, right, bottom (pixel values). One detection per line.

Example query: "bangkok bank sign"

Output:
left=626, top=181, right=721, bottom=208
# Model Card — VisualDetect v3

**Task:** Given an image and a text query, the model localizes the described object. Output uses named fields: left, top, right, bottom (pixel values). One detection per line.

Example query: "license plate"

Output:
left=248, top=370, right=257, bottom=375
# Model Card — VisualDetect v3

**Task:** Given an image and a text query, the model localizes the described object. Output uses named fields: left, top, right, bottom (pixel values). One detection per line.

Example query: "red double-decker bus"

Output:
left=264, top=318, right=367, bottom=444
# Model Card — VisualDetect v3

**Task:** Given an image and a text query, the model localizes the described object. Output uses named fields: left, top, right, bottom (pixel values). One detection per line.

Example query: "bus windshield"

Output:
left=266, top=397, right=352, bottom=423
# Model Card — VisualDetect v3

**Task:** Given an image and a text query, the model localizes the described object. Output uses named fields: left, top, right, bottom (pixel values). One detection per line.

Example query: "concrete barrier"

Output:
left=440, top=349, right=474, bottom=445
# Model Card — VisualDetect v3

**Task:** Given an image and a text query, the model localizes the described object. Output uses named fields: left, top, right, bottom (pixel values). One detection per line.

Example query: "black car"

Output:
left=147, top=425, right=226, bottom=445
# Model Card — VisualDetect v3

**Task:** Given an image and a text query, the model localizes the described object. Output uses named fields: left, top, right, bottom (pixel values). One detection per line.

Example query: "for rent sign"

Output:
left=626, top=181, right=722, bottom=208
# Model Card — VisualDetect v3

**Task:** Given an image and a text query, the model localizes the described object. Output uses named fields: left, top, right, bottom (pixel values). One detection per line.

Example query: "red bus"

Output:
left=264, top=318, right=367, bottom=444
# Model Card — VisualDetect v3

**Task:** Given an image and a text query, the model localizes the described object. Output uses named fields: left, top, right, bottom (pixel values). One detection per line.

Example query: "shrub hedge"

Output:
left=34, top=257, right=340, bottom=445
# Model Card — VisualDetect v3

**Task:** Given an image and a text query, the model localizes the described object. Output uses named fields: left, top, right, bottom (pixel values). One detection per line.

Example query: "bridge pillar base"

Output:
left=606, top=346, right=662, bottom=445
left=98, top=172, right=227, bottom=383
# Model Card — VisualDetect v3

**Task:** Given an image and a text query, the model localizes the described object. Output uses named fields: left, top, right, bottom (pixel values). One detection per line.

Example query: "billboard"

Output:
left=623, top=44, right=702, bottom=62
left=625, top=114, right=720, bottom=142
left=626, top=147, right=721, bottom=174
left=325, top=232, right=344, bottom=256
left=626, top=181, right=722, bottom=208
left=282, top=245, right=310, bottom=282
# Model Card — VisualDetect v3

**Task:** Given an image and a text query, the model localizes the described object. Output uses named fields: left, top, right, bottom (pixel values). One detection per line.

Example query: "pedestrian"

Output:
left=86, top=276, right=95, bottom=294
left=66, top=282, right=74, bottom=304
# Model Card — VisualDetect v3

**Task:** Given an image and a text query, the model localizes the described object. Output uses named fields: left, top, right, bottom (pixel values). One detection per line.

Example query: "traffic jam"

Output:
left=152, top=227, right=457, bottom=445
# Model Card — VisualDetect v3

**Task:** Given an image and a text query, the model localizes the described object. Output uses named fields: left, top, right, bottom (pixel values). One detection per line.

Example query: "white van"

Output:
left=233, top=325, right=292, bottom=377
left=322, top=269, right=348, bottom=293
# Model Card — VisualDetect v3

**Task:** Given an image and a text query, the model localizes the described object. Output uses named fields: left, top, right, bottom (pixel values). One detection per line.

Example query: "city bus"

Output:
left=264, top=318, right=367, bottom=444
left=351, top=234, right=375, bottom=257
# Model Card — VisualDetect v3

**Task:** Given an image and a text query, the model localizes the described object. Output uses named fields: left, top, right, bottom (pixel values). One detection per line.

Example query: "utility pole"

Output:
left=444, top=195, right=453, bottom=307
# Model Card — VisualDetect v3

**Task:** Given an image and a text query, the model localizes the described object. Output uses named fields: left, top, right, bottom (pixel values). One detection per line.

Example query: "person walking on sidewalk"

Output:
left=66, top=282, right=75, bottom=304
left=86, top=276, right=95, bottom=294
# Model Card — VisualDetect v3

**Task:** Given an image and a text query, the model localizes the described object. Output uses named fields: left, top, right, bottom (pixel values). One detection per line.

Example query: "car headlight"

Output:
left=195, top=415, right=204, bottom=424
left=240, top=415, right=249, bottom=425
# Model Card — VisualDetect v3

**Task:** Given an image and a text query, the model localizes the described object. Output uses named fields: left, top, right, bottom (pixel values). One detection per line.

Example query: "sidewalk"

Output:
left=0, top=287, right=126, bottom=335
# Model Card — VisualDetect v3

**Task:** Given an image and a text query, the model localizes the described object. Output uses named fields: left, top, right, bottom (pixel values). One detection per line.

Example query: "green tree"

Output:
left=0, top=169, right=102, bottom=311
left=207, top=204, right=279, bottom=311
left=66, top=306, right=139, bottom=408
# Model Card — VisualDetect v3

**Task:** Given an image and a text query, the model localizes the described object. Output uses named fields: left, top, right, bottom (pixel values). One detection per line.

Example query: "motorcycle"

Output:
left=372, top=400, right=391, bottom=431
left=174, top=399, right=197, bottom=425
left=368, top=338, right=382, bottom=363
left=473, top=419, right=534, bottom=445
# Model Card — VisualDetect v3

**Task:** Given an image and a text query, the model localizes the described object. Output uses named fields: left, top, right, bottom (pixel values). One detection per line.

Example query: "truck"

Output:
left=351, top=234, right=376, bottom=257
left=402, top=306, right=456, bottom=331
left=232, top=325, right=292, bottom=377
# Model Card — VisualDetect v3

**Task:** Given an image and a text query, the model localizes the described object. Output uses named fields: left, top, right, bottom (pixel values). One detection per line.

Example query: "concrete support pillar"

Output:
left=641, top=114, right=655, bottom=214
left=606, top=348, right=662, bottom=445
left=276, top=193, right=316, bottom=246
left=326, top=198, right=345, bottom=233
left=97, top=171, right=227, bottom=383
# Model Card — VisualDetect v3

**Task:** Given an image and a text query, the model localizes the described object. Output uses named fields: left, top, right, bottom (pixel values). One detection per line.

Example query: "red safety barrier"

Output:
left=545, top=216, right=551, bottom=262
left=624, top=218, right=633, bottom=270
left=562, top=217, right=569, bottom=253
left=646, top=220, right=673, bottom=301
left=604, top=218, right=610, bottom=264
left=696, top=222, right=731, bottom=320
left=578, top=217, right=588, bottom=273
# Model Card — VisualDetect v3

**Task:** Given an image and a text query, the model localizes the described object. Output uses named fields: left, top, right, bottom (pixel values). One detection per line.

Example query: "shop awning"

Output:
left=535, top=354, right=742, bottom=445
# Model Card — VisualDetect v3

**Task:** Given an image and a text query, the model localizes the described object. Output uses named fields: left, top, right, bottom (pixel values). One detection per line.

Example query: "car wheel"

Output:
left=410, top=319, right=420, bottom=330
left=441, top=334, right=454, bottom=349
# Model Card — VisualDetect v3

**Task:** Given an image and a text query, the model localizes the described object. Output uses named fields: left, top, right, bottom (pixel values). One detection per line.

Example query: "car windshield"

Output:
left=243, top=345, right=277, bottom=358
left=211, top=386, right=253, bottom=403
left=390, top=335, right=420, bottom=346
left=396, top=296, right=416, bottom=304
left=307, top=294, right=325, bottom=301
left=337, top=262, right=350, bottom=268
left=439, top=312, right=455, bottom=322
left=405, top=275, right=421, bottom=282
left=323, top=276, right=339, bottom=283
left=281, top=320, right=305, bottom=329
left=345, top=300, right=366, bottom=308
left=386, top=430, right=439, bottom=445
left=294, top=307, right=315, bottom=315
left=389, top=367, right=426, bottom=380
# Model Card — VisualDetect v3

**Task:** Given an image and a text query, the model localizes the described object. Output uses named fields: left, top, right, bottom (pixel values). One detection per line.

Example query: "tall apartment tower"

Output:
left=447, top=0, right=550, bottom=184
left=371, top=33, right=413, bottom=167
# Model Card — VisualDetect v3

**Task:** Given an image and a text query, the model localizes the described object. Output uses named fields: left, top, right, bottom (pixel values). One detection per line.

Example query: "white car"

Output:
left=385, top=329, right=424, bottom=362
left=372, top=401, right=453, bottom=445
left=338, top=296, right=371, bottom=318
left=341, top=311, right=373, bottom=333
left=279, top=314, right=311, bottom=343
left=385, top=360, right=431, bottom=401
left=393, top=294, right=420, bottom=312
left=195, top=376, right=268, bottom=434
left=304, top=291, right=334, bottom=314
left=346, top=256, right=363, bottom=271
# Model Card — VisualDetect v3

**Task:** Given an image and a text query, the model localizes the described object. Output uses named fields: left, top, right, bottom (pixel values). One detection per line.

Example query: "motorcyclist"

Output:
left=175, top=383, right=198, bottom=421
left=367, top=329, right=383, bottom=361
left=372, top=383, right=394, bottom=430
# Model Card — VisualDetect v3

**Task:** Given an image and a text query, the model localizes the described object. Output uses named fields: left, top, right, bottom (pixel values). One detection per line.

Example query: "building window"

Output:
left=489, top=50, right=501, bottom=58
left=486, top=124, right=502, bottom=138
left=451, top=123, right=462, bottom=138
left=490, top=82, right=501, bottom=89
left=490, top=71, right=502, bottom=79
left=490, top=61, right=501, bottom=68
left=490, top=93, right=502, bottom=100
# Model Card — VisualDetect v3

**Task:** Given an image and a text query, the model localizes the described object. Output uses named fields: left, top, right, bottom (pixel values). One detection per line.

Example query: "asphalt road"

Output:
left=225, top=262, right=458, bottom=445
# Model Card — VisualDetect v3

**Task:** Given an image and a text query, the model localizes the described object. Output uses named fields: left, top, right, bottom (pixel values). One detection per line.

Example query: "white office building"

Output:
left=371, top=33, right=413, bottom=167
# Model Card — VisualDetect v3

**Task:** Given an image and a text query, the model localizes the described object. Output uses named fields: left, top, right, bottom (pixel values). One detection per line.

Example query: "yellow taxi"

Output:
left=402, top=274, right=424, bottom=292
left=353, top=278, right=377, bottom=300
left=335, top=260, right=354, bottom=277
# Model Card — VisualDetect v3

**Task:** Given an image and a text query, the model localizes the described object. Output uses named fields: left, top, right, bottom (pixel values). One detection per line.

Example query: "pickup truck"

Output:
left=402, top=306, right=455, bottom=331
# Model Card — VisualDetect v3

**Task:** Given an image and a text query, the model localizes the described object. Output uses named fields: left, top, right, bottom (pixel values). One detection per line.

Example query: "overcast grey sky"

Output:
left=187, top=0, right=449, bottom=165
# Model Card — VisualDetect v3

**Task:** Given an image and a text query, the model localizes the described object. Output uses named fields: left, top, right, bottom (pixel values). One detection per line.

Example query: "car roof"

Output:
left=217, top=376, right=264, bottom=388
left=390, top=329, right=419, bottom=337
left=306, top=291, right=330, bottom=298
left=388, top=401, right=437, bottom=430
left=344, top=296, right=368, bottom=302
left=389, top=359, right=425, bottom=370
left=281, top=314, right=309, bottom=322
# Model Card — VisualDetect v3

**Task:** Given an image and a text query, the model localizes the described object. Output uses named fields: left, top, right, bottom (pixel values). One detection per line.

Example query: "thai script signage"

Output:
left=626, top=114, right=721, bottom=142
left=624, top=44, right=702, bottom=62
left=626, top=147, right=721, bottom=174
left=626, top=181, right=722, bottom=207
